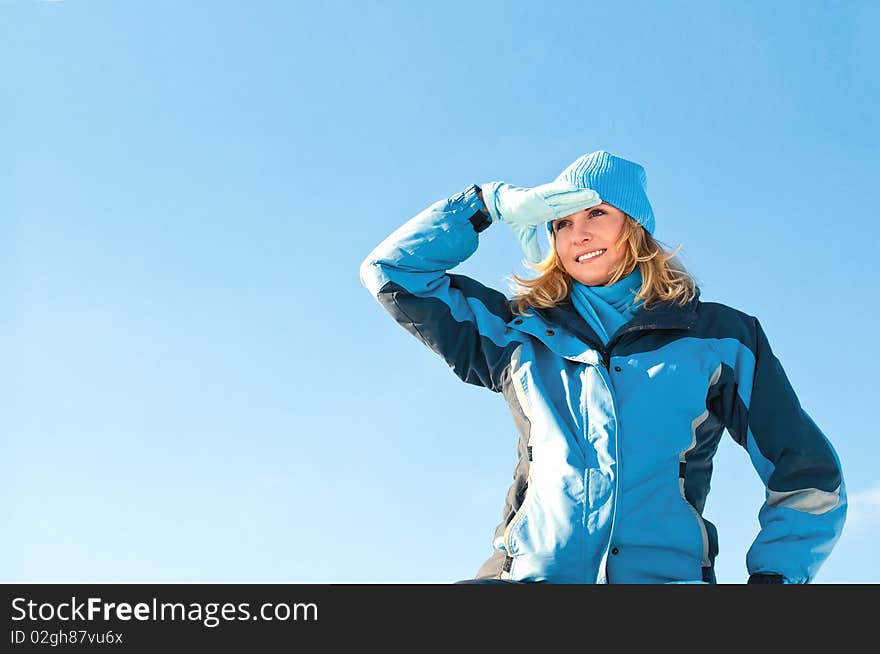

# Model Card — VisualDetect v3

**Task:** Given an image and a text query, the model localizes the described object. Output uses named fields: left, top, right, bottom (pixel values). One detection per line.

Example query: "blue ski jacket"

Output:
left=359, top=183, right=847, bottom=584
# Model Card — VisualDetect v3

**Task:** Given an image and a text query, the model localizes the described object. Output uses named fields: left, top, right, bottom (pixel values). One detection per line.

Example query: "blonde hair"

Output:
left=508, top=215, right=698, bottom=316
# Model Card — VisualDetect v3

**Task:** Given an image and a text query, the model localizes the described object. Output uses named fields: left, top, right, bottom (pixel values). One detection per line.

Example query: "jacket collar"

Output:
left=509, top=287, right=701, bottom=358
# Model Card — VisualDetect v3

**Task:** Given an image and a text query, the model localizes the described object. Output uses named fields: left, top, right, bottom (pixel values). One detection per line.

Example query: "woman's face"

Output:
left=551, top=202, right=627, bottom=286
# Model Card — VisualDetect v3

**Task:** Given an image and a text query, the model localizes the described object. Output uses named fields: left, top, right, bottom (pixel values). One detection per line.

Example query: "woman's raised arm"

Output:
left=359, top=184, right=521, bottom=392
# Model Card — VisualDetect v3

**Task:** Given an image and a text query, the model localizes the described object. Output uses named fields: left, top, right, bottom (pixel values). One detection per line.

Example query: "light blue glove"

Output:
left=481, top=180, right=602, bottom=264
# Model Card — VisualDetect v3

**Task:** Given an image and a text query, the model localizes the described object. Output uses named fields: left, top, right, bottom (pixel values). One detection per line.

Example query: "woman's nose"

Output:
left=574, top=218, right=593, bottom=239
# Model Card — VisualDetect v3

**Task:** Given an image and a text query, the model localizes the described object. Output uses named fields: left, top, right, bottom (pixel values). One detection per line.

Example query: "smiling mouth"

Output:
left=576, top=249, right=606, bottom=263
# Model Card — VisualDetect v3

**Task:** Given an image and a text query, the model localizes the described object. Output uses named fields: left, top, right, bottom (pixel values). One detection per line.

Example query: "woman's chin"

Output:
left=571, top=272, right=610, bottom=287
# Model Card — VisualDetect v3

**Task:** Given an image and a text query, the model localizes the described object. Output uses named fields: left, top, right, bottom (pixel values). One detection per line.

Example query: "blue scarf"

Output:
left=569, top=267, right=644, bottom=346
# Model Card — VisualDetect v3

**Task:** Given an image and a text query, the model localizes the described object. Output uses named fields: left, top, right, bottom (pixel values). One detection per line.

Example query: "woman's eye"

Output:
left=555, top=220, right=570, bottom=231
left=588, top=209, right=604, bottom=218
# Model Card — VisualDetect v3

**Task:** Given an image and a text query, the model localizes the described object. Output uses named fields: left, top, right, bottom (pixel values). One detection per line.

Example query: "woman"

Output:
left=359, top=150, right=846, bottom=584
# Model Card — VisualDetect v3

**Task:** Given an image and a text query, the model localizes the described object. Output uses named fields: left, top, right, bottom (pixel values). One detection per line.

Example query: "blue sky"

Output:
left=3, top=0, right=878, bottom=583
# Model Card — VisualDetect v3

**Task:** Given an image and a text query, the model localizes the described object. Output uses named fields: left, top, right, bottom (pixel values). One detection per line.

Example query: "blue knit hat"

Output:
left=545, top=150, right=655, bottom=241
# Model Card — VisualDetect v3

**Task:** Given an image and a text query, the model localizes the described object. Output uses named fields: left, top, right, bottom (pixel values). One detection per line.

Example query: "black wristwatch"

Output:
left=469, top=185, right=492, bottom=233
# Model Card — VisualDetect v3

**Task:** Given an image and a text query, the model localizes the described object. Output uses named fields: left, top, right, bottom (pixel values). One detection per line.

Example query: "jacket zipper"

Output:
left=594, top=330, right=658, bottom=581
left=592, top=360, right=620, bottom=584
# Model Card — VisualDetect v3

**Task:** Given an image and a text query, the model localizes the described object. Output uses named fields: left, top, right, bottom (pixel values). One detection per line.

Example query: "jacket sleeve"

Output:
left=358, top=183, right=523, bottom=392
left=710, top=316, right=847, bottom=584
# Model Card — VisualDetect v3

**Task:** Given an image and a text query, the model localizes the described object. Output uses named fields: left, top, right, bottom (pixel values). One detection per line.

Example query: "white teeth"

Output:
left=577, top=249, right=606, bottom=262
